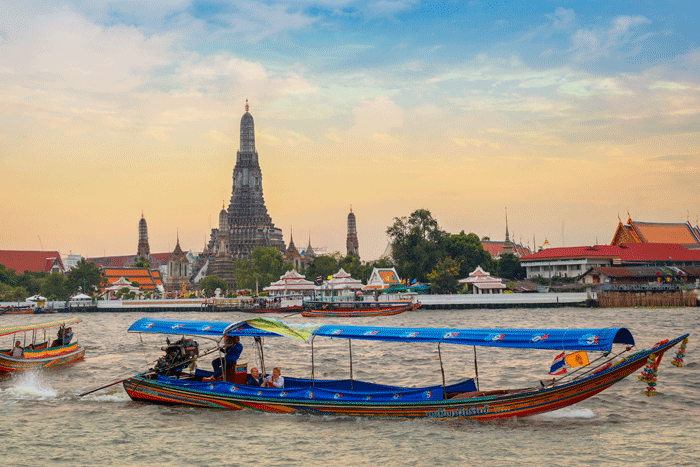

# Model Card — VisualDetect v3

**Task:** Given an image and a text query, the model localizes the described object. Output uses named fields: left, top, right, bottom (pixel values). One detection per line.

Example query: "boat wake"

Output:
left=79, top=390, right=131, bottom=403
left=2, top=370, right=58, bottom=400
left=538, top=406, right=595, bottom=419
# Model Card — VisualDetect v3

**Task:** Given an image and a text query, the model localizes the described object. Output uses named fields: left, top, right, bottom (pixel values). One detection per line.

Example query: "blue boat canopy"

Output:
left=128, top=317, right=635, bottom=351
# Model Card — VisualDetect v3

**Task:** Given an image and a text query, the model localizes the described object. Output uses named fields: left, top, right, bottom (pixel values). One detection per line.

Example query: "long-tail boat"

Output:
left=123, top=317, right=688, bottom=420
left=0, top=318, right=85, bottom=373
left=301, top=299, right=419, bottom=317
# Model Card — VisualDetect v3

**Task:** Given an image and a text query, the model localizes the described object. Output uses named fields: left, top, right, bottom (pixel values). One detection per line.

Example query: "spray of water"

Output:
left=2, top=370, right=58, bottom=400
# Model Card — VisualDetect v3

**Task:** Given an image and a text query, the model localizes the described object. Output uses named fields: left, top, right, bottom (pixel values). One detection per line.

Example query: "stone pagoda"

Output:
left=226, top=100, right=285, bottom=259
left=346, top=207, right=359, bottom=258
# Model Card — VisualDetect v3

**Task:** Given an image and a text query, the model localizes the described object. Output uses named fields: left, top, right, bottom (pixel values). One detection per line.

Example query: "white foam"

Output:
left=2, top=370, right=58, bottom=400
left=540, top=406, right=595, bottom=419
left=82, top=390, right=131, bottom=403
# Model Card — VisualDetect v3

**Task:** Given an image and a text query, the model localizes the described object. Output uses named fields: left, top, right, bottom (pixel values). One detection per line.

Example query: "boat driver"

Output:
left=206, top=335, right=242, bottom=381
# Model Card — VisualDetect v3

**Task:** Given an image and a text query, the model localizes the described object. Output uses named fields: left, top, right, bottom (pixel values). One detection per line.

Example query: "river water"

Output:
left=0, top=307, right=697, bottom=466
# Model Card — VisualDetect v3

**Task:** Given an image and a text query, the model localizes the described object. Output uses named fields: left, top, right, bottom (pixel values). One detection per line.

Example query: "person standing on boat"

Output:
left=11, top=340, right=23, bottom=357
left=210, top=335, right=242, bottom=380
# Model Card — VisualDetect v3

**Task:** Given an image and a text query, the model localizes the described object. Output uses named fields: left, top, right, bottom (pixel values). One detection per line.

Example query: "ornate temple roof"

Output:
left=611, top=217, right=700, bottom=247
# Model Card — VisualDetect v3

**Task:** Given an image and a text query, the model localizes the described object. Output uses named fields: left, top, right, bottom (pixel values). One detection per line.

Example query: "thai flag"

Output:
left=316, top=276, right=322, bottom=282
left=549, top=351, right=567, bottom=375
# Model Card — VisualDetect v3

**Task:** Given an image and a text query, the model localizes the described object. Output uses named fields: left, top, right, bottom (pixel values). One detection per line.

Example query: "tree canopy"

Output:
left=232, top=247, right=292, bottom=292
left=66, top=259, right=107, bottom=295
left=200, top=276, right=228, bottom=296
left=387, top=209, right=448, bottom=283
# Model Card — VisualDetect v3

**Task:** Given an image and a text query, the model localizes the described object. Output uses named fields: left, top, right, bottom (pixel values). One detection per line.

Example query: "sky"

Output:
left=1, top=0, right=699, bottom=261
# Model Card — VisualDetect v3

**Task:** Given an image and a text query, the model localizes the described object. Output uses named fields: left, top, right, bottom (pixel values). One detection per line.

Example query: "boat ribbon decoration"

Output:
left=129, top=317, right=635, bottom=352
left=671, top=337, right=688, bottom=367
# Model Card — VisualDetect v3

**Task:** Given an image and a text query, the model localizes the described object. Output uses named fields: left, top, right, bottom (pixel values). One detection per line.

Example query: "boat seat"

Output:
left=224, top=362, right=247, bottom=384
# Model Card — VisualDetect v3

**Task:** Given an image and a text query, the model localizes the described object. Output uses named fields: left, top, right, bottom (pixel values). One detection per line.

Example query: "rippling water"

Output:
left=1, top=308, right=698, bottom=466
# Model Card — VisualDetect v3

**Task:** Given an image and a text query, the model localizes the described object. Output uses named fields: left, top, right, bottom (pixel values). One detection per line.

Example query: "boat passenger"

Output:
left=246, top=367, right=264, bottom=387
left=11, top=341, right=23, bottom=358
left=264, top=367, right=284, bottom=388
left=52, top=326, right=72, bottom=347
left=206, top=336, right=242, bottom=381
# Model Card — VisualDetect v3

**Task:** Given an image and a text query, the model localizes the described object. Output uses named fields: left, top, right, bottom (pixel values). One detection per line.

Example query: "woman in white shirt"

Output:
left=265, top=367, right=284, bottom=388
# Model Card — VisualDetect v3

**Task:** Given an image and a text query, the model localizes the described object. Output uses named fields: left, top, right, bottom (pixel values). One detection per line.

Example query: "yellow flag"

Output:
left=327, top=275, right=333, bottom=280
left=565, top=351, right=589, bottom=368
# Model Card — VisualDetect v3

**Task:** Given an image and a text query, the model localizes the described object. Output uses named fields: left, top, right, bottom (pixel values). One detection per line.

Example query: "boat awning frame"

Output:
left=128, top=317, right=634, bottom=352
left=0, top=317, right=82, bottom=337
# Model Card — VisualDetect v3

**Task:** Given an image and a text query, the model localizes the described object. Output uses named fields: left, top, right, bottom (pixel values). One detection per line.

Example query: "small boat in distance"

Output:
left=301, top=299, right=419, bottom=317
left=123, top=317, right=689, bottom=420
left=0, top=318, right=85, bottom=373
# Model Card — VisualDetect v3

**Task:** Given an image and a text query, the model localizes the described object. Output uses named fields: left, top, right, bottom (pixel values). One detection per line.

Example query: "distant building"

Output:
left=319, top=268, right=363, bottom=299
left=459, top=266, right=506, bottom=295
left=578, top=265, right=700, bottom=289
left=226, top=101, right=286, bottom=259
left=102, top=267, right=164, bottom=295
left=88, top=252, right=170, bottom=270
left=302, top=233, right=316, bottom=268
left=346, top=207, right=359, bottom=258
left=137, top=213, right=151, bottom=260
left=481, top=213, right=532, bottom=259
left=62, top=254, right=83, bottom=271
left=363, top=267, right=401, bottom=293
left=89, top=214, right=169, bottom=272
left=164, top=234, right=190, bottom=294
left=0, top=250, right=65, bottom=275
left=520, top=243, right=700, bottom=279
left=284, top=230, right=303, bottom=271
left=263, top=270, right=319, bottom=297
left=611, top=216, right=700, bottom=248
left=207, top=206, right=237, bottom=289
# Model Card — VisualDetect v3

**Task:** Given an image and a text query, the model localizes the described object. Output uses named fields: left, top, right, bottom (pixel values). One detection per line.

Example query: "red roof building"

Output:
left=611, top=217, right=700, bottom=247
left=0, top=250, right=65, bottom=275
left=87, top=253, right=170, bottom=269
left=103, top=267, right=164, bottom=292
left=520, top=243, right=700, bottom=279
left=481, top=241, right=532, bottom=259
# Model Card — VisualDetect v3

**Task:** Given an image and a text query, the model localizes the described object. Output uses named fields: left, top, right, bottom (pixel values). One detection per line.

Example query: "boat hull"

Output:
left=301, top=301, right=419, bottom=318
left=123, top=334, right=686, bottom=419
left=0, top=344, right=85, bottom=373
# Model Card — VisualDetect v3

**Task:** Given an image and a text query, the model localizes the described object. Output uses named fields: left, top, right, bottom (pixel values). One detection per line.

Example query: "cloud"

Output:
left=569, top=15, right=650, bottom=62
left=547, top=7, right=575, bottom=32
left=647, top=153, right=700, bottom=165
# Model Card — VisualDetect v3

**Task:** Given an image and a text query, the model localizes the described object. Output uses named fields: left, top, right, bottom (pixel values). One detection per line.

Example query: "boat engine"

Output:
left=153, top=337, right=199, bottom=376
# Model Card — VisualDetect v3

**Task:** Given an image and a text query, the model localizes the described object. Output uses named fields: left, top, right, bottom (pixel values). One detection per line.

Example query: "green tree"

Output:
left=232, top=247, right=292, bottom=292
left=444, top=231, right=496, bottom=278
left=200, top=276, right=228, bottom=296
left=116, top=287, right=131, bottom=299
left=427, top=257, right=461, bottom=294
left=306, top=255, right=340, bottom=283
left=387, top=209, right=447, bottom=283
left=0, top=264, right=17, bottom=286
left=11, top=286, right=29, bottom=302
left=338, top=255, right=363, bottom=280
left=66, top=259, right=107, bottom=295
left=498, top=253, right=526, bottom=280
left=16, top=272, right=43, bottom=295
left=134, top=257, right=151, bottom=268
left=40, top=272, right=69, bottom=300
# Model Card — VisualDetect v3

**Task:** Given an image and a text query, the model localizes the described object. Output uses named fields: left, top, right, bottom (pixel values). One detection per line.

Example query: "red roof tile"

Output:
left=521, top=243, right=700, bottom=263
left=0, top=250, right=65, bottom=274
